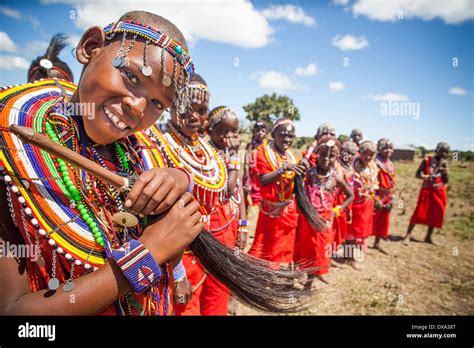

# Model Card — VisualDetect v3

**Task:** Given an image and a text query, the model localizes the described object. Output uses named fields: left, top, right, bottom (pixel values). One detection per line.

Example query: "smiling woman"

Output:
left=0, top=10, right=202, bottom=316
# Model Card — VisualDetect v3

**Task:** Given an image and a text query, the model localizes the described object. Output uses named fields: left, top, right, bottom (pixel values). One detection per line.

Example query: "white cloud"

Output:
left=332, top=34, right=369, bottom=51
left=261, top=4, right=316, bottom=26
left=251, top=70, right=297, bottom=90
left=41, top=0, right=274, bottom=49
left=295, top=62, right=318, bottom=76
left=25, top=41, right=49, bottom=57
left=66, top=35, right=81, bottom=49
left=0, top=55, right=29, bottom=70
left=368, top=93, right=409, bottom=102
left=0, top=32, right=18, bottom=53
left=329, top=81, right=345, bottom=92
left=352, top=0, right=474, bottom=25
left=448, top=86, right=468, bottom=96
left=0, top=5, right=21, bottom=19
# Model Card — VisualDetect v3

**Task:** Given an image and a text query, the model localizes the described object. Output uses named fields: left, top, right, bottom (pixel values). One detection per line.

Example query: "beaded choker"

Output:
left=145, top=123, right=227, bottom=212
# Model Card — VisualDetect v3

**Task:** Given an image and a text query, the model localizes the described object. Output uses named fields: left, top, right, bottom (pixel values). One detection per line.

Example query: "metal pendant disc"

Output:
left=142, top=66, right=153, bottom=76
left=48, top=278, right=60, bottom=291
left=162, top=75, right=172, bottom=87
left=112, top=57, right=122, bottom=68
left=63, top=281, right=75, bottom=292
left=112, top=212, right=138, bottom=227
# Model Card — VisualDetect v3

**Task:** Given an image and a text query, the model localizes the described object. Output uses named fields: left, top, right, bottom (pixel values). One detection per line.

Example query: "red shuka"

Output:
left=332, top=161, right=354, bottom=247
left=346, top=160, right=378, bottom=244
left=294, top=170, right=337, bottom=276
left=409, top=156, right=447, bottom=229
left=372, top=157, right=396, bottom=238
left=248, top=144, right=298, bottom=264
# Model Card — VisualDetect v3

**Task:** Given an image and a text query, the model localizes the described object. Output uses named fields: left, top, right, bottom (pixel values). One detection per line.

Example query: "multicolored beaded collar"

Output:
left=0, top=80, right=168, bottom=301
left=145, top=123, right=228, bottom=214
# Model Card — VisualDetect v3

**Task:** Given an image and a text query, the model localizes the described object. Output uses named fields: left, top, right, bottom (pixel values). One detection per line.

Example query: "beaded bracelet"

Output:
left=173, top=260, right=187, bottom=282
left=239, top=219, right=248, bottom=227
left=228, top=163, right=241, bottom=171
left=111, top=239, right=162, bottom=294
left=176, top=167, right=195, bottom=193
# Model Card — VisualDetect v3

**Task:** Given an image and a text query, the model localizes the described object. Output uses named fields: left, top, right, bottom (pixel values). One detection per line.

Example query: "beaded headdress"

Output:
left=103, top=21, right=195, bottom=115
left=188, top=82, right=210, bottom=105
left=359, top=140, right=377, bottom=154
left=341, top=140, right=358, bottom=155
left=435, top=142, right=450, bottom=152
left=271, top=118, right=294, bottom=133
left=377, top=138, right=393, bottom=151
left=208, top=106, right=238, bottom=129
left=316, top=123, right=336, bottom=138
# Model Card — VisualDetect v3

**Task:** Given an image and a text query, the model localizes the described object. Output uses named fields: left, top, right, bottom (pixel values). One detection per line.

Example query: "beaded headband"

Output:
left=271, top=118, right=294, bottom=133
left=341, top=140, right=358, bottom=154
left=377, top=138, right=393, bottom=151
left=208, top=106, right=238, bottom=129
left=103, top=20, right=194, bottom=114
left=359, top=140, right=377, bottom=154
left=188, top=82, right=210, bottom=105
left=435, top=142, right=450, bottom=153
left=316, top=123, right=335, bottom=138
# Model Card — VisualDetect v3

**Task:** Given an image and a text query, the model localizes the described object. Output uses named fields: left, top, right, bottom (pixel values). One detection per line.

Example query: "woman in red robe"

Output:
left=248, top=118, right=307, bottom=267
left=333, top=140, right=357, bottom=251
left=404, top=142, right=449, bottom=244
left=294, top=136, right=353, bottom=286
left=372, top=138, right=396, bottom=254
left=346, top=141, right=378, bottom=270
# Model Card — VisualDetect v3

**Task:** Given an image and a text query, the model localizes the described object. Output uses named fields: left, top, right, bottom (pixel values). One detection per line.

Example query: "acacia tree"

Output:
left=243, top=93, right=300, bottom=126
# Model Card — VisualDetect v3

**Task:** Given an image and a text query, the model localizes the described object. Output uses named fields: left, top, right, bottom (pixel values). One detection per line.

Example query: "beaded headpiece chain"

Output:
left=208, top=106, right=238, bottom=129
left=188, top=82, right=210, bottom=105
left=103, top=21, right=195, bottom=115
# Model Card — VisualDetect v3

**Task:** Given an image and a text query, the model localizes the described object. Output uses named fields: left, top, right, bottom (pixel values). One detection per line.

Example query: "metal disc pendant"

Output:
left=63, top=281, right=75, bottom=292
left=112, top=57, right=123, bottom=68
left=48, top=278, right=60, bottom=291
left=142, top=66, right=153, bottom=76
left=37, top=256, right=45, bottom=267
left=162, top=75, right=172, bottom=87
left=112, top=212, right=138, bottom=227
left=22, top=180, right=30, bottom=189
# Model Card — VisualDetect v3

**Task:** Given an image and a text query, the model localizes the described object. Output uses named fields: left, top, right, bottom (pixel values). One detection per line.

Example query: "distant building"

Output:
left=392, top=144, right=416, bottom=161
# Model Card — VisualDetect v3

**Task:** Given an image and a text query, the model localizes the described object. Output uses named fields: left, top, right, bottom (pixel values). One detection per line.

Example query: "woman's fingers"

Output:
left=125, top=170, right=156, bottom=209
left=141, top=181, right=173, bottom=216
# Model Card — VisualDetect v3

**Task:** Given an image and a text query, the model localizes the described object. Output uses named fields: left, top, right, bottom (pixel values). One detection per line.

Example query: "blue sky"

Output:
left=0, top=0, right=472, bottom=150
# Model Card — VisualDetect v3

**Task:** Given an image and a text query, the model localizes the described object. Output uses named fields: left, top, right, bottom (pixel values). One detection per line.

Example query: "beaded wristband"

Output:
left=111, top=239, right=162, bottom=294
left=239, top=219, right=248, bottom=227
left=176, top=167, right=195, bottom=193
left=173, top=260, right=187, bottom=282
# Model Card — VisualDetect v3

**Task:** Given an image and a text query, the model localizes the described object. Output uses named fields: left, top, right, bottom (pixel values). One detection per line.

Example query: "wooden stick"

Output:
left=9, top=125, right=130, bottom=192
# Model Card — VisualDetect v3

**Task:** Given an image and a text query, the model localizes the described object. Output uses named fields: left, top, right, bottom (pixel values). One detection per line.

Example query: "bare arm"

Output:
left=415, top=159, right=426, bottom=179
left=336, top=175, right=354, bottom=211
left=0, top=181, right=202, bottom=315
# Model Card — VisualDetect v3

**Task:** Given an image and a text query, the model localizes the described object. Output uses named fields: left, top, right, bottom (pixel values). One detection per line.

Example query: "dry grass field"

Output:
left=232, top=153, right=474, bottom=316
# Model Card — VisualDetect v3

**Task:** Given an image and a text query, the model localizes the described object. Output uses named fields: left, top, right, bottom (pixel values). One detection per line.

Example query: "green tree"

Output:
left=243, top=93, right=300, bottom=125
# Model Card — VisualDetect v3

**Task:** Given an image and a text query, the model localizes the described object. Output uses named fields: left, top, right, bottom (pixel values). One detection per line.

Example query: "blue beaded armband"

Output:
left=173, top=260, right=187, bottom=282
left=111, top=239, right=162, bottom=293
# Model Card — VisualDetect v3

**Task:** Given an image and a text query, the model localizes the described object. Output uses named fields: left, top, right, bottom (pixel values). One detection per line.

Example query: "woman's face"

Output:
left=171, top=101, right=209, bottom=138
left=317, top=145, right=339, bottom=170
left=379, top=145, right=394, bottom=160
left=77, top=28, right=180, bottom=145
left=360, top=149, right=375, bottom=165
left=209, top=116, right=239, bottom=150
left=272, top=124, right=295, bottom=152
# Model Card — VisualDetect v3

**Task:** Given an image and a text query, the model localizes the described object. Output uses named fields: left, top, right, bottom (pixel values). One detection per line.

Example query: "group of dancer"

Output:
left=0, top=10, right=450, bottom=316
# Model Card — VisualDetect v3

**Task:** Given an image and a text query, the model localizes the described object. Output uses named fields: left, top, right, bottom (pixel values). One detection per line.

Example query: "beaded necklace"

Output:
left=146, top=122, right=227, bottom=213
left=353, top=158, right=378, bottom=200
left=308, top=166, right=337, bottom=210
left=0, top=79, right=169, bottom=315
left=263, top=141, right=296, bottom=202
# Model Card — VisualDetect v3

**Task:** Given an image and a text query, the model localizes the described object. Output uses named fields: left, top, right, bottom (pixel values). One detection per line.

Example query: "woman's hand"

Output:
left=140, top=192, right=203, bottom=264
left=173, top=277, right=193, bottom=305
left=125, top=168, right=190, bottom=217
